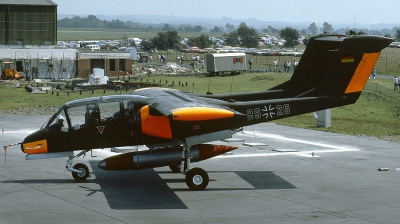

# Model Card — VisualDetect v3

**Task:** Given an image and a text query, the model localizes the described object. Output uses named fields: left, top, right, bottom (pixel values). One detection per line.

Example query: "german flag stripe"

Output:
left=341, top=56, right=355, bottom=63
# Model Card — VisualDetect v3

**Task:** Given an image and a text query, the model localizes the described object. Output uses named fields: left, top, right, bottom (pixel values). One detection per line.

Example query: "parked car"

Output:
left=183, top=47, right=204, bottom=53
left=278, top=50, right=294, bottom=56
left=269, top=50, right=279, bottom=56
left=293, top=50, right=304, bottom=57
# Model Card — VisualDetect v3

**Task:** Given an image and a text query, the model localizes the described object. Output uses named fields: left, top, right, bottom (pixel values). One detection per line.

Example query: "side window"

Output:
left=85, top=104, right=100, bottom=126
left=99, top=101, right=123, bottom=120
left=68, top=104, right=96, bottom=128
left=110, top=59, right=116, bottom=71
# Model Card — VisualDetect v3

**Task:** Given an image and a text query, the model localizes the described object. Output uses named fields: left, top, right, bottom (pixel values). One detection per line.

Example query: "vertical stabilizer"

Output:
left=271, top=35, right=392, bottom=98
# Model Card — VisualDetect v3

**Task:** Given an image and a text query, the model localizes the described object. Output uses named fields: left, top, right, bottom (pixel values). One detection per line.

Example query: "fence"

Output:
left=364, top=82, right=400, bottom=118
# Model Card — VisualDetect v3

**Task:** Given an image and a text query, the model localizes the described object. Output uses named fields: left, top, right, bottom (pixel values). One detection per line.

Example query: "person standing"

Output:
left=371, top=68, right=376, bottom=79
left=273, top=59, right=278, bottom=72
left=283, top=61, right=287, bottom=72
left=248, top=58, right=253, bottom=69
left=293, top=60, right=298, bottom=70
left=394, top=76, right=399, bottom=92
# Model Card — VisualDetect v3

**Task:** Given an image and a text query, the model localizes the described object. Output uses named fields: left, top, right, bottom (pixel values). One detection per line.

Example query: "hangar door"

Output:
left=90, top=59, right=105, bottom=72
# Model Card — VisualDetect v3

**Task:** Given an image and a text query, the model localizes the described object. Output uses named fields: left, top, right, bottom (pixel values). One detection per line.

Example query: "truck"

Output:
left=1, top=62, right=22, bottom=80
left=1, top=69, right=22, bottom=80
left=137, top=52, right=148, bottom=63
left=205, top=53, right=247, bottom=76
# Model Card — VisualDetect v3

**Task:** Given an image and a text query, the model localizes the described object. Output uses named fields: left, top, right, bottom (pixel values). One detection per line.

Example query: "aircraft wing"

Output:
left=132, top=88, right=244, bottom=141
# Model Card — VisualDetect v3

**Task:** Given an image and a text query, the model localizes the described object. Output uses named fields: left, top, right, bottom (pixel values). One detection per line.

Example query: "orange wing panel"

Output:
left=172, top=107, right=234, bottom=121
left=140, top=105, right=172, bottom=139
left=345, top=53, right=380, bottom=94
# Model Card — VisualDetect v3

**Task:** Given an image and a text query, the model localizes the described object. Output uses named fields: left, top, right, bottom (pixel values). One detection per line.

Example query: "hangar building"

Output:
left=0, top=0, right=132, bottom=80
left=0, top=0, right=57, bottom=46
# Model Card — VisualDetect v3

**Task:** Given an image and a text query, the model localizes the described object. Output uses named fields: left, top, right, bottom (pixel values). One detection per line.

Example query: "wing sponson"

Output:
left=172, top=107, right=234, bottom=121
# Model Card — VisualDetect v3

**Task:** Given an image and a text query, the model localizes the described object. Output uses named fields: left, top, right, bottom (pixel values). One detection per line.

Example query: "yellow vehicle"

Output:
left=2, top=68, right=22, bottom=80
left=1, top=62, right=22, bottom=80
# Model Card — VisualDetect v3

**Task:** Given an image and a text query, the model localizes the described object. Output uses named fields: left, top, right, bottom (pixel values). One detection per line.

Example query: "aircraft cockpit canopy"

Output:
left=45, top=95, right=146, bottom=131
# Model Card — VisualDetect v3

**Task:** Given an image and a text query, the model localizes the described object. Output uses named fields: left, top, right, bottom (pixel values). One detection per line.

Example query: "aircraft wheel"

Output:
left=185, top=167, right=209, bottom=191
left=169, top=164, right=181, bottom=173
left=72, top=163, right=89, bottom=181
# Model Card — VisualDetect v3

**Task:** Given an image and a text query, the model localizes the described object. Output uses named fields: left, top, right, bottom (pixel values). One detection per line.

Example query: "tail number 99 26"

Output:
left=246, top=104, right=290, bottom=120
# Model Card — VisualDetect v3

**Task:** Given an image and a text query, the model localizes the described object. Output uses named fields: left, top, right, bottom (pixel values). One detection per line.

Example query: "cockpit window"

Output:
left=48, top=110, right=67, bottom=130
left=100, top=101, right=122, bottom=120
left=46, top=96, right=140, bottom=131
left=69, top=103, right=97, bottom=128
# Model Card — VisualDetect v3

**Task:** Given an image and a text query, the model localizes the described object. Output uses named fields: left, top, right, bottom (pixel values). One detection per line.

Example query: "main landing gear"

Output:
left=66, top=150, right=90, bottom=181
left=169, top=143, right=209, bottom=191
left=185, top=167, right=209, bottom=191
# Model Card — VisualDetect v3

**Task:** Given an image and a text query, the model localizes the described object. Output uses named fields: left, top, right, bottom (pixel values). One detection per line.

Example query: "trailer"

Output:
left=206, top=53, right=247, bottom=76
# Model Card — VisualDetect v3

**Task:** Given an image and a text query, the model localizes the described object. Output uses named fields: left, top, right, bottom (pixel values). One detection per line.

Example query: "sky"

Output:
left=56, top=0, right=399, bottom=26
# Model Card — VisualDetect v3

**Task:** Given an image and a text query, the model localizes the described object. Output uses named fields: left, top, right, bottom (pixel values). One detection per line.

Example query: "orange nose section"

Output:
left=22, top=139, right=48, bottom=154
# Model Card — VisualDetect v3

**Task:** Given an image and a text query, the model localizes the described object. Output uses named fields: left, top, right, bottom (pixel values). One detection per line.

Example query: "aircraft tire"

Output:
left=72, top=163, right=89, bottom=181
left=185, top=167, right=209, bottom=191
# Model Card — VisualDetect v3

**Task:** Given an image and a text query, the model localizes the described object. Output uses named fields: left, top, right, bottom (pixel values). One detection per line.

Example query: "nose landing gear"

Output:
left=66, top=150, right=90, bottom=181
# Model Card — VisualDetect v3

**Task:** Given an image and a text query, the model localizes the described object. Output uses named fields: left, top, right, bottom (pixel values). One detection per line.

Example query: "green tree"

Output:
left=223, top=32, right=239, bottom=46
left=193, top=25, right=203, bottom=32
left=238, top=22, right=247, bottom=28
left=268, top=25, right=279, bottom=33
left=280, top=27, right=300, bottom=48
left=307, top=22, right=318, bottom=34
left=225, top=23, right=235, bottom=32
left=140, top=39, right=153, bottom=52
left=188, top=34, right=212, bottom=49
left=211, top=26, right=221, bottom=33
left=162, top=24, right=173, bottom=31
left=236, top=25, right=259, bottom=48
left=396, top=29, right=400, bottom=41
left=321, top=22, right=334, bottom=33
left=152, top=31, right=180, bottom=50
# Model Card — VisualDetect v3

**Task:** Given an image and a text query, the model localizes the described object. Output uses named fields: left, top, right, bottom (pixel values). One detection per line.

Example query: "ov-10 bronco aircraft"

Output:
left=8, top=34, right=391, bottom=190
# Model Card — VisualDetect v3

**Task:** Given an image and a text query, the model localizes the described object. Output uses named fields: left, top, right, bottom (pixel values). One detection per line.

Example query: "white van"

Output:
left=87, top=44, right=100, bottom=51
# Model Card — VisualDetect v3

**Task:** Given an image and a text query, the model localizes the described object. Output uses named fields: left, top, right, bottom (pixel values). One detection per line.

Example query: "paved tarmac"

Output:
left=1, top=114, right=400, bottom=224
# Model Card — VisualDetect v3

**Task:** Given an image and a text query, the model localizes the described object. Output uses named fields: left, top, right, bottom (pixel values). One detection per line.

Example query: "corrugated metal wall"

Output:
left=0, top=6, right=7, bottom=44
left=1, top=5, right=56, bottom=45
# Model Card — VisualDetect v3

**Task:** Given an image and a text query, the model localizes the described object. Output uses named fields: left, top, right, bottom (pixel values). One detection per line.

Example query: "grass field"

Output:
left=57, top=28, right=225, bottom=41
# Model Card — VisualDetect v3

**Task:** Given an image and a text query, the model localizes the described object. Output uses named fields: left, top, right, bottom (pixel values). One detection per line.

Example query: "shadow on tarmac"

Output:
left=0, top=161, right=296, bottom=210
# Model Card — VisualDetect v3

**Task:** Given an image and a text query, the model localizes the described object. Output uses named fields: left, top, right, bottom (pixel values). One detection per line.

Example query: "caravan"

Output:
left=86, top=44, right=100, bottom=51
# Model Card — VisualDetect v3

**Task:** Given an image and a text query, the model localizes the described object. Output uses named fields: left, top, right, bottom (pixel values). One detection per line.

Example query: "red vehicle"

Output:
left=183, top=47, right=205, bottom=53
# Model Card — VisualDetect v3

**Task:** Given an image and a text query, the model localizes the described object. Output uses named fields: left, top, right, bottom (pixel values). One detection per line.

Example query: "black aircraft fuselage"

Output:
left=15, top=34, right=393, bottom=190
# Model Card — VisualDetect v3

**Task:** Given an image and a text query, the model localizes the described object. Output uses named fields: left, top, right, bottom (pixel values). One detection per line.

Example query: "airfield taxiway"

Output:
left=1, top=114, right=400, bottom=224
